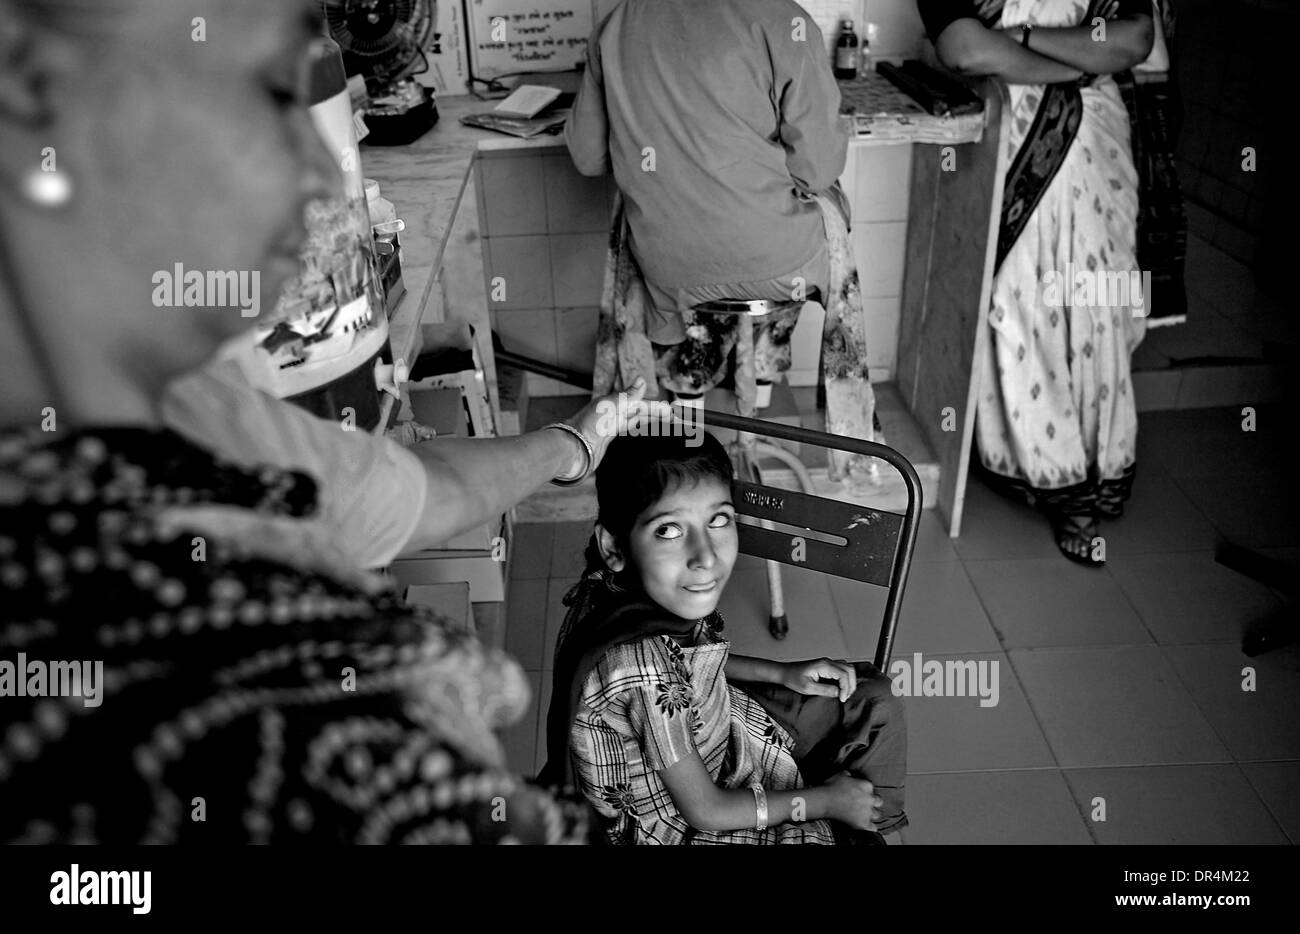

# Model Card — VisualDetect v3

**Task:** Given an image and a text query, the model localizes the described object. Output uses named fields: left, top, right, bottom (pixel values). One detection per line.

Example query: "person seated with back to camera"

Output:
left=538, top=424, right=908, bottom=844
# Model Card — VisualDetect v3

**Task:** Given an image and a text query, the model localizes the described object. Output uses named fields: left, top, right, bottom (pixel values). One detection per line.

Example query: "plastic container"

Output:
left=364, top=178, right=397, bottom=229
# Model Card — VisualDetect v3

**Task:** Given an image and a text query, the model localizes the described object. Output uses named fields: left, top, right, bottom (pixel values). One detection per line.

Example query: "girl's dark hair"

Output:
left=582, top=430, right=733, bottom=573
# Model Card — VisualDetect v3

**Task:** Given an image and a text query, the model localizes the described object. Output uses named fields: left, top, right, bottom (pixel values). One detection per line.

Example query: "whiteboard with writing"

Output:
left=464, top=0, right=594, bottom=80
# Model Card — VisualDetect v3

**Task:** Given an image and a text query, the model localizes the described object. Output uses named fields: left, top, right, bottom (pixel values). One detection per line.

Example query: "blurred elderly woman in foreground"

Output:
left=0, top=0, right=636, bottom=843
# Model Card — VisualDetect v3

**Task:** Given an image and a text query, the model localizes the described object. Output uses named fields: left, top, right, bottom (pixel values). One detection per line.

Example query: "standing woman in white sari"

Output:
left=919, top=0, right=1154, bottom=564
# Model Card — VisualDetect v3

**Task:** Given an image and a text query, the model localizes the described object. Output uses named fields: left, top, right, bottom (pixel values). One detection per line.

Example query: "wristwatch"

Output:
left=1020, top=23, right=1035, bottom=48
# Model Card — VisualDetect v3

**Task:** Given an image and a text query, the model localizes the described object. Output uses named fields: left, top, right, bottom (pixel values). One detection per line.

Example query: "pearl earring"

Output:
left=21, top=167, right=73, bottom=208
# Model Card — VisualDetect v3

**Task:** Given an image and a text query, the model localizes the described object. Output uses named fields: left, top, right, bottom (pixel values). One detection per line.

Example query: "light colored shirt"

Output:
left=566, top=0, right=849, bottom=331
left=161, top=358, right=427, bottom=569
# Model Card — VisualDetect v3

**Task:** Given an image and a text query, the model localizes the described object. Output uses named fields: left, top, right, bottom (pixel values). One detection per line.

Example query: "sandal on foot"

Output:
left=1044, top=509, right=1105, bottom=567
left=1095, top=489, right=1125, bottom=520
left=1096, top=467, right=1136, bottom=519
left=1092, top=476, right=1133, bottom=520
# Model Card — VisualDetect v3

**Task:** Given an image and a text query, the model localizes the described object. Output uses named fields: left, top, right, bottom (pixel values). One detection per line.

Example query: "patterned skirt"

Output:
left=592, top=189, right=884, bottom=482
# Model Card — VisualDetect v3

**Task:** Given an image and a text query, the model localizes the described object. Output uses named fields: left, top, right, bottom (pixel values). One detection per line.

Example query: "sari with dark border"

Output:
left=974, top=0, right=1140, bottom=519
left=980, top=0, right=1086, bottom=275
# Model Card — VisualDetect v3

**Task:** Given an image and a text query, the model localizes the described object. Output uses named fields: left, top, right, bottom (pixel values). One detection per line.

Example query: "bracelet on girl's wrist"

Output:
left=751, top=785, right=769, bottom=831
left=543, top=422, right=594, bottom=486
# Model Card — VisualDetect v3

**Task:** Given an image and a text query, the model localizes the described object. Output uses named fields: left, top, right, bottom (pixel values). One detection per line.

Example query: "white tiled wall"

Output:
left=479, top=156, right=547, bottom=236
left=556, top=306, right=601, bottom=371
left=549, top=233, right=606, bottom=307
left=485, top=235, right=553, bottom=310
left=787, top=141, right=914, bottom=385
left=592, top=0, right=926, bottom=60
left=478, top=150, right=614, bottom=397
left=852, top=142, right=912, bottom=220
left=543, top=154, right=612, bottom=233
left=861, top=0, right=928, bottom=61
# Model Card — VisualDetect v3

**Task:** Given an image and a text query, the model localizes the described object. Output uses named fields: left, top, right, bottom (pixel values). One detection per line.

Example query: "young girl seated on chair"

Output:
left=539, top=428, right=908, bottom=844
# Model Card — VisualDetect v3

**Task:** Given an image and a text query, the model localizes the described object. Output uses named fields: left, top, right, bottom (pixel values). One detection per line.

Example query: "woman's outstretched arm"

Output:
left=402, top=379, right=646, bottom=551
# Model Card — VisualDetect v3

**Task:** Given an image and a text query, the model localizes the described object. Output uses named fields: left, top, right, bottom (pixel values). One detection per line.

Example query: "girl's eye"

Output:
left=709, top=513, right=733, bottom=529
left=655, top=524, right=683, bottom=541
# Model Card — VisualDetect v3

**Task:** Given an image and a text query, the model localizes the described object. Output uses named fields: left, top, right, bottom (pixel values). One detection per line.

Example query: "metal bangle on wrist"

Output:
left=543, top=422, right=594, bottom=486
left=752, top=785, right=769, bottom=831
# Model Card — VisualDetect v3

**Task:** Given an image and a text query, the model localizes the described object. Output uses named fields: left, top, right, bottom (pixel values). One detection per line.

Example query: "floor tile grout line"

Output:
left=1101, top=554, right=1161, bottom=648
left=1151, top=640, right=1284, bottom=770
left=907, top=758, right=1257, bottom=776
left=1227, top=760, right=1295, bottom=845
left=1057, top=768, right=1105, bottom=844
left=1238, top=758, right=1300, bottom=844
left=954, top=554, right=1070, bottom=776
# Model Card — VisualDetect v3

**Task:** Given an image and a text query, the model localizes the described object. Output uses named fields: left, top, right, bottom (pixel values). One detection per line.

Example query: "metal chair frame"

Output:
left=700, top=407, right=922, bottom=672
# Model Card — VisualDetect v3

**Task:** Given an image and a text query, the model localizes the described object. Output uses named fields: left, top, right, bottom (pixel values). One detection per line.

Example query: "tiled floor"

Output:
left=498, top=401, right=1298, bottom=844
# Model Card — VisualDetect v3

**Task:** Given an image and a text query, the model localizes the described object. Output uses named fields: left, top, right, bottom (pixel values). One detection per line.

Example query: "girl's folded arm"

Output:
left=656, top=749, right=828, bottom=833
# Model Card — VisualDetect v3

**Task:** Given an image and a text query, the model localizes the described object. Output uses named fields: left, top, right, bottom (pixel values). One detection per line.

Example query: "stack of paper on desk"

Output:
left=493, top=85, right=562, bottom=118
left=460, top=109, right=569, bottom=139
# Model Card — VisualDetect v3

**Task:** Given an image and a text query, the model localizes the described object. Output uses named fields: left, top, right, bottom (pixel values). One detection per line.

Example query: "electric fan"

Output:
left=322, top=0, right=440, bottom=145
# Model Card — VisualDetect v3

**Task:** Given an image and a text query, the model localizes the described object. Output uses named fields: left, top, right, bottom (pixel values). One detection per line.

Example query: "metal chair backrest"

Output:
left=701, top=408, right=922, bottom=671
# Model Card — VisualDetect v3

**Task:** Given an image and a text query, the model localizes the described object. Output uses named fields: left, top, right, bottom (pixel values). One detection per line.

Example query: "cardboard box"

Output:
left=408, top=386, right=469, bottom=437
left=403, top=582, right=473, bottom=635
left=412, top=322, right=494, bottom=439
left=389, top=516, right=509, bottom=603
left=389, top=554, right=506, bottom=603
left=437, top=520, right=498, bottom=552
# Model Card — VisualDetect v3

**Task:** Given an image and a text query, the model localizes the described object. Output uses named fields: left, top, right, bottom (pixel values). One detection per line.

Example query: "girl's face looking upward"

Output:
left=620, top=477, right=738, bottom=620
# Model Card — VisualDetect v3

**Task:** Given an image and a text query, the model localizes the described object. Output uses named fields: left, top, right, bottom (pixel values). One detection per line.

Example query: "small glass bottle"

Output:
left=834, top=17, right=859, bottom=80
left=859, top=22, right=876, bottom=75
